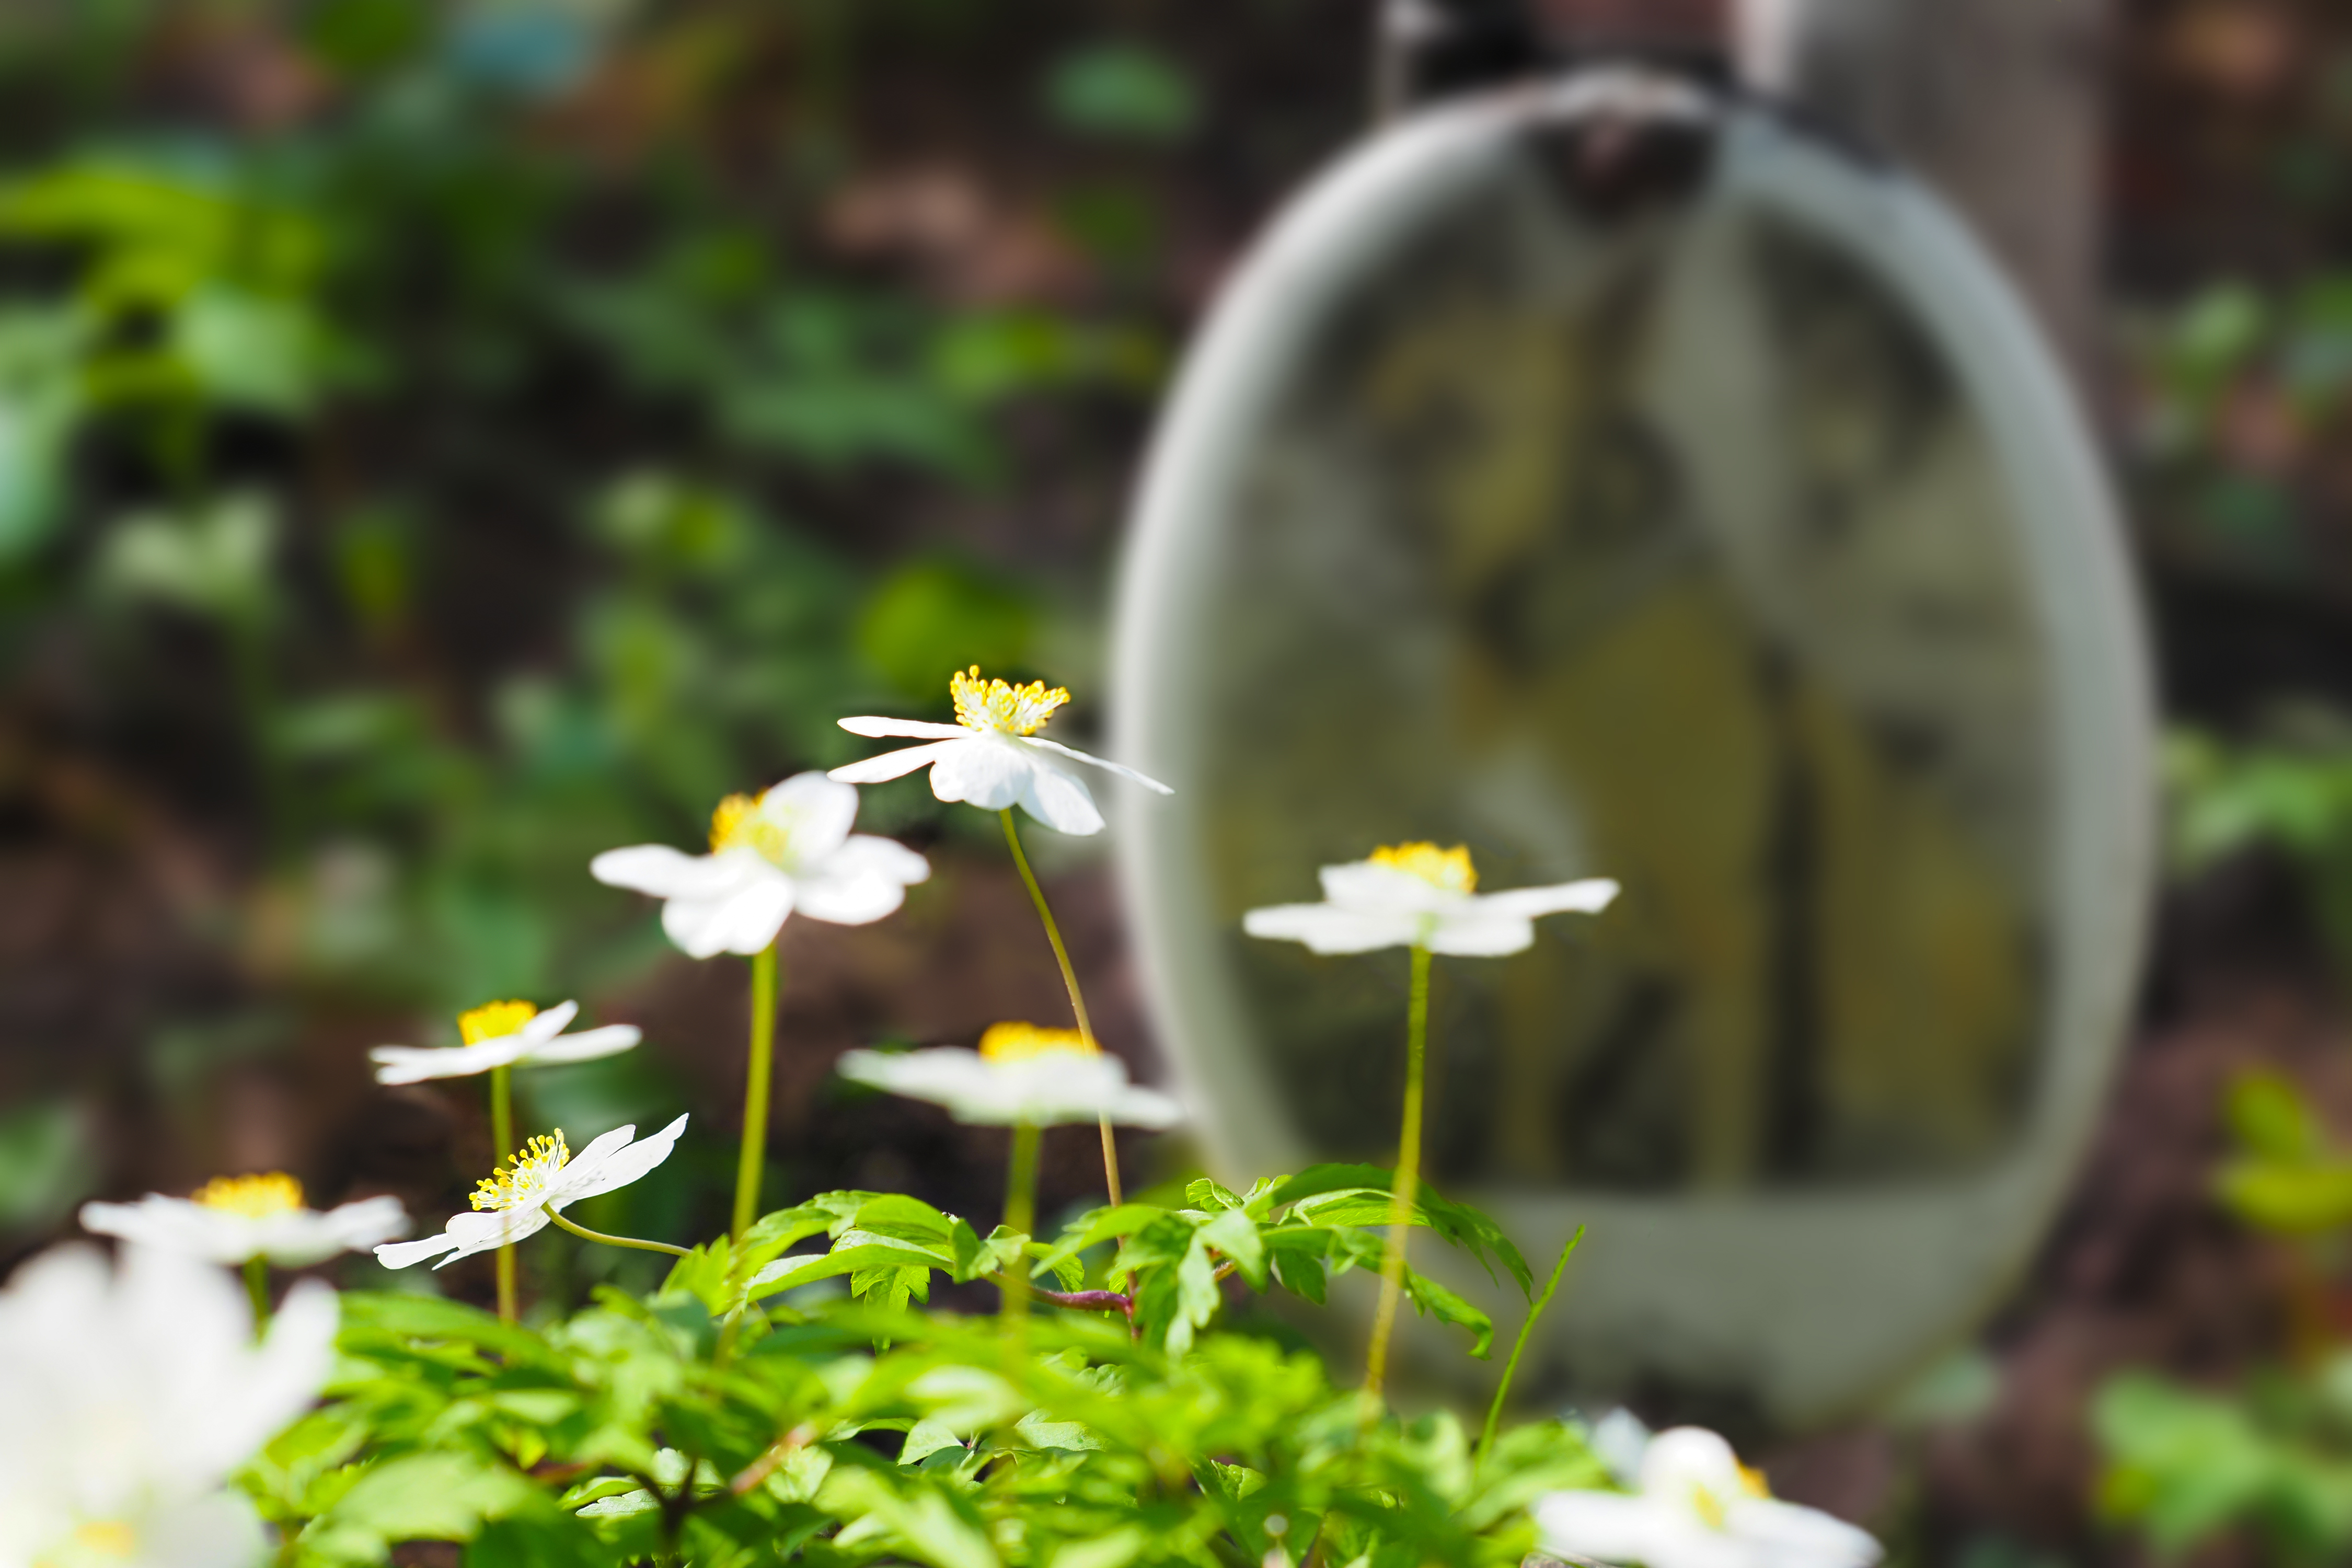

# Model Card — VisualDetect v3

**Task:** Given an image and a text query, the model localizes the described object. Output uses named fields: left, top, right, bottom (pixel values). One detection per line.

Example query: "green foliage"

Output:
left=2096, top=1369, right=2352, bottom=1564
left=242, top=1187, right=1600, bottom=1568
left=2166, top=722, right=2352, bottom=978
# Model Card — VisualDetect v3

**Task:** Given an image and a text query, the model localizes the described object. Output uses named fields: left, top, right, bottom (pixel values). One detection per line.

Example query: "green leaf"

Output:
left=1400, top=1267, right=1497, bottom=1360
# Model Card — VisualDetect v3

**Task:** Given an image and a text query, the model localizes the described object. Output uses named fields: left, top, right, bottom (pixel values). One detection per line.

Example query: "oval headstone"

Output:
left=1111, top=76, right=2153, bottom=1425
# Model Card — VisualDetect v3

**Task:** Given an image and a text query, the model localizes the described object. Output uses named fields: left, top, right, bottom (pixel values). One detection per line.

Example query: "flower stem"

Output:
left=490, top=1063, right=517, bottom=1325
left=999, top=809, right=1123, bottom=1206
left=1365, top=943, right=1432, bottom=1399
left=735, top=941, right=780, bottom=1241
left=543, top=1204, right=691, bottom=1258
left=1476, top=1228, right=1583, bottom=1472
left=1000, top=1120, right=1042, bottom=1335
left=242, top=1255, right=270, bottom=1334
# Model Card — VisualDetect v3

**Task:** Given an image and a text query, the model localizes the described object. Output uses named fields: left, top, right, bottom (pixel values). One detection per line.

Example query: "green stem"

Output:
left=243, top=1255, right=270, bottom=1334
left=490, top=1064, right=517, bottom=1325
left=735, top=942, right=780, bottom=1241
left=1477, top=1229, right=1584, bottom=1472
left=1000, top=1120, right=1042, bottom=1335
left=1365, top=943, right=1432, bottom=1399
left=1000, top=809, right=1123, bottom=1207
left=543, top=1204, right=691, bottom=1258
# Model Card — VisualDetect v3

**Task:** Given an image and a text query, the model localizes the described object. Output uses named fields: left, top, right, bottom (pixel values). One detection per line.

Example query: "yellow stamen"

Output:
left=192, top=1172, right=304, bottom=1217
left=1738, top=1462, right=1771, bottom=1498
left=65, top=1522, right=140, bottom=1559
left=458, top=999, right=538, bottom=1045
left=1370, top=842, right=1477, bottom=893
left=710, top=790, right=794, bottom=864
left=978, top=1022, right=1096, bottom=1064
left=472, top=1131, right=569, bottom=1212
left=951, top=666, right=1070, bottom=737
left=1691, top=1482, right=1728, bottom=1531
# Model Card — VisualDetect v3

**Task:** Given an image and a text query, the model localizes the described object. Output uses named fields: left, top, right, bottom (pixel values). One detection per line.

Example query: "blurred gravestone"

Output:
left=1112, top=2, right=2150, bottom=1427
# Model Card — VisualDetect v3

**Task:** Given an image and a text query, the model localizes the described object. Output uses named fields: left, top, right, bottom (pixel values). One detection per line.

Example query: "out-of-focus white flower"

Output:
left=80, top=1173, right=407, bottom=1271
left=375, top=1115, right=689, bottom=1271
left=370, top=998, right=642, bottom=1086
left=590, top=773, right=929, bottom=959
left=1535, top=1425, right=1881, bottom=1568
left=831, top=666, right=1172, bottom=836
left=1243, top=843, right=1618, bottom=957
left=838, top=1022, right=1184, bottom=1129
left=0, top=1243, right=337, bottom=1568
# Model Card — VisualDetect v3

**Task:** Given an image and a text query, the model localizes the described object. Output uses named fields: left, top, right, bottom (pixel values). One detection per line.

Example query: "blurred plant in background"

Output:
left=0, top=0, right=1292, bottom=1292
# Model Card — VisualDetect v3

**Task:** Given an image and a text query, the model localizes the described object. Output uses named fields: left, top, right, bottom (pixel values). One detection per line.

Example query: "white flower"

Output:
left=374, top=1115, right=689, bottom=1271
left=831, top=666, right=1172, bottom=836
left=1242, top=842, right=1618, bottom=957
left=80, top=1173, right=408, bottom=1270
left=1536, top=1425, right=1881, bottom=1568
left=838, top=1023, right=1184, bottom=1128
left=590, top=772, right=930, bottom=959
left=0, top=1243, right=337, bottom=1568
left=370, top=997, right=642, bottom=1086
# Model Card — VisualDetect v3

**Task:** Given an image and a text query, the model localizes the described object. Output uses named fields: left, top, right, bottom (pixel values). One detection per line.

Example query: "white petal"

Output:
left=828, top=739, right=965, bottom=785
left=1105, top=1083, right=1186, bottom=1129
left=1242, top=903, right=1421, bottom=955
left=133, top=1490, right=270, bottom=1568
left=554, top=1114, right=689, bottom=1205
left=79, top=1199, right=240, bottom=1264
left=322, top=1196, right=411, bottom=1251
left=1641, top=1429, right=1749, bottom=1498
left=838, top=715, right=971, bottom=740
left=1318, top=861, right=1455, bottom=915
left=1475, top=878, right=1622, bottom=919
left=793, top=836, right=930, bottom=926
left=927, top=736, right=1032, bottom=811
left=520, top=999, right=581, bottom=1043
left=1425, top=913, right=1538, bottom=958
left=520, top=1024, right=642, bottom=1067
left=560, top=1123, right=642, bottom=1185
left=764, top=771, right=860, bottom=865
left=592, top=844, right=756, bottom=900
left=1536, top=1493, right=1747, bottom=1568
left=1014, top=753, right=1105, bottom=836
left=370, top=1038, right=522, bottom=1085
left=374, top=1232, right=463, bottom=1270
left=662, top=873, right=795, bottom=958
left=1730, top=1500, right=1882, bottom=1568
left=438, top=1208, right=549, bottom=1265
left=1023, top=736, right=1175, bottom=795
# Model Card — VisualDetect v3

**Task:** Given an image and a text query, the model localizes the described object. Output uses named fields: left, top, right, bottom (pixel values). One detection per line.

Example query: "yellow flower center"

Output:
left=458, top=999, right=538, bottom=1045
left=978, top=1022, right=1096, bottom=1064
left=472, top=1131, right=570, bottom=1212
left=710, top=791, right=798, bottom=866
left=192, top=1172, right=304, bottom=1217
left=1739, top=1462, right=1771, bottom=1498
left=1691, top=1481, right=1729, bottom=1531
left=951, top=666, right=1069, bottom=737
left=1370, top=842, right=1477, bottom=893
left=42, top=1521, right=140, bottom=1565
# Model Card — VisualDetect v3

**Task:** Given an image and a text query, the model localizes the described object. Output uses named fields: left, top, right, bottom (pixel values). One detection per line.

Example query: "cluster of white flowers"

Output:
left=47, top=664, right=1828, bottom=1568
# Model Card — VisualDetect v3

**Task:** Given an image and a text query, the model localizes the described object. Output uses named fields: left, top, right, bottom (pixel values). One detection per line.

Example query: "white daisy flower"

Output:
left=1536, top=1424, right=1882, bottom=1568
left=375, top=1115, right=690, bottom=1271
left=831, top=666, right=1172, bottom=837
left=0, top=1243, right=337, bottom=1568
left=370, top=998, right=642, bottom=1087
left=838, top=1022, right=1184, bottom=1129
left=590, top=772, right=930, bottom=959
left=80, top=1172, right=408, bottom=1271
left=1242, top=842, right=1619, bottom=957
